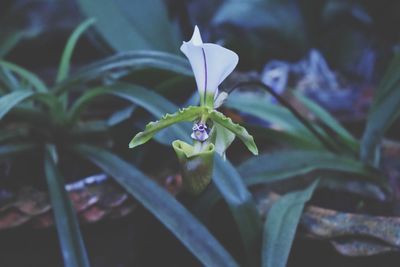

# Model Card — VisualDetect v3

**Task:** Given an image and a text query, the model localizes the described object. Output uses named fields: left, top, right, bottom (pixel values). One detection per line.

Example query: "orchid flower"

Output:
left=129, top=26, right=257, bottom=195
left=180, top=26, right=238, bottom=108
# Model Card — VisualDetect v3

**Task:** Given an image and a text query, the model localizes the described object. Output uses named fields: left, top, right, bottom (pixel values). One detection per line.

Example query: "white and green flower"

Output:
left=129, top=26, right=257, bottom=194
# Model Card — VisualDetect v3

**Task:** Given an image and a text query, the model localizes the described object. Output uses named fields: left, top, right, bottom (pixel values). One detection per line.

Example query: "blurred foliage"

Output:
left=1, top=0, right=400, bottom=266
left=186, top=0, right=400, bottom=79
left=77, top=0, right=182, bottom=53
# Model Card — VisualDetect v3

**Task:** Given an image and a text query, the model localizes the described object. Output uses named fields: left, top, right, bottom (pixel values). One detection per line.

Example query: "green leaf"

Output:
left=70, top=120, right=109, bottom=134
left=225, top=92, right=314, bottom=138
left=293, top=91, right=358, bottom=149
left=361, top=53, right=400, bottom=165
left=57, top=18, right=96, bottom=83
left=0, top=91, right=34, bottom=119
left=361, top=86, right=400, bottom=165
left=0, top=66, right=20, bottom=92
left=44, top=145, right=90, bottom=267
left=130, top=106, right=204, bottom=148
left=213, top=156, right=262, bottom=267
left=75, top=144, right=239, bottom=267
left=262, top=180, right=319, bottom=267
left=107, top=105, right=136, bottom=126
left=0, top=128, right=28, bottom=143
left=0, top=31, right=24, bottom=58
left=250, top=126, right=323, bottom=149
left=238, top=150, right=384, bottom=186
left=211, top=123, right=236, bottom=158
left=55, top=51, right=192, bottom=95
left=76, top=0, right=179, bottom=53
left=68, top=83, right=192, bottom=144
left=110, top=84, right=193, bottom=144
left=370, top=52, right=400, bottom=112
left=208, top=110, right=258, bottom=155
left=67, top=87, right=109, bottom=123
left=0, top=61, right=48, bottom=92
left=0, top=143, right=34, bottom=158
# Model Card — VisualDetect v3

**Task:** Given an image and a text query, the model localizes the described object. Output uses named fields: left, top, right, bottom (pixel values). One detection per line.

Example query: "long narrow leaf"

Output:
left=75, top=144, right=239, bottom=267
left=0, top=91, right=34, bottom=119
left=361, top=52, right=400, bottom=165
left=293, top=91, right=358, bottom=150
left=0, top=143, right=34, bottom=158
left=57, top=18, right=96, bottom=83
left=370, top=52, right=400, bottom=112
left=77, top=0, right=179, bottom=53
left=360, top=85, right=400, bottom=165
left=0, top=61, right=47, bottom=92
left=55, top=51, right=191, bottom=95
left=238, top=150, right=384, bottom=186
left=0, top=66, right=20, bottom=92
left=262, top=180, right=319, bottom=267
left=225, top=91, right=313, bottom=137
left=68, top=83, right=191, bottom=144
left=213, top=156, right=262, bottom=267
left=87, top=85, right=188, bottom=144
left=44, top=145, right=91, bottom=267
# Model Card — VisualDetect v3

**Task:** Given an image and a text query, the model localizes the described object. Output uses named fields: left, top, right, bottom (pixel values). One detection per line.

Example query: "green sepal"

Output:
left=172, top=140, right=215, bottom=195
left=210, top=123, right=236, bottom=159
left=129, top=106, right=205, bottom=148
left=208, top=110, right=258, bottom=155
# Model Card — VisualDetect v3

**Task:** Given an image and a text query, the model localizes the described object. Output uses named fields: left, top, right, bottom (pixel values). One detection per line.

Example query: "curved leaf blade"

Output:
left=77, top=0, right=179, bottom=53
left=75, top=144, right=239, bottom=267
left=67, top=87, right=109, bottom=123
left=209, top=110, right=258, bottom=155
left=225, top=91, right=313, bottom=137
left=262, top=180, right=319, bottom=267
left=0, top=90, right=34, bottom=119
left=0, top=60, right=47, bottom=92
left=68, top=83, right=191, bottom=144
left=370, top=51, right=400, bottom=112
left=238, top=150, right=384, bottom=186
left=57, top=18, right=96, bottom=83
left=293, top=91, right=358, bottom=148
left=110, top=83, right=192, bottom=144
left=213, top=156, right=262, bottom=267
left=361, top=85, right=400, bottom=165
left=129, top=106, right=204, bottom=148
left=0, top=143, right=34, bottom=158
left=44, top=145, right=91, bottom=267
left=55, top=51, right=192, bottom=95
left=361, top=53, right=400, bottom=165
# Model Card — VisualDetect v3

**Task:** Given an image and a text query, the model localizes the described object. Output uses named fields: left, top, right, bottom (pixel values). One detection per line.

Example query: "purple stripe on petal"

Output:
left=201, top=47, right=208, bottom=104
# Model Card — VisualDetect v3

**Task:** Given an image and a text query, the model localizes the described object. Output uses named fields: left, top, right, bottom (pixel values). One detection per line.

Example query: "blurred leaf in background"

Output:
left=0, top=0, right=81, bottom=58
left=212, top=0, right=307, bottom=69
left=77, top=0, right=182, bottom=53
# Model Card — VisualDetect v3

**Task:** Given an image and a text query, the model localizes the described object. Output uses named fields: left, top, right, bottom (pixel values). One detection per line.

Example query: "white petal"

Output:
left=201, top=43, right=238, bottom=96
left=214, top=91, right=228, bottom=109
left=180, top=42, right=206, bottom=95
left=180, top=26, right=239, bottom=100
left=191, top=25, right=203, bottom=45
